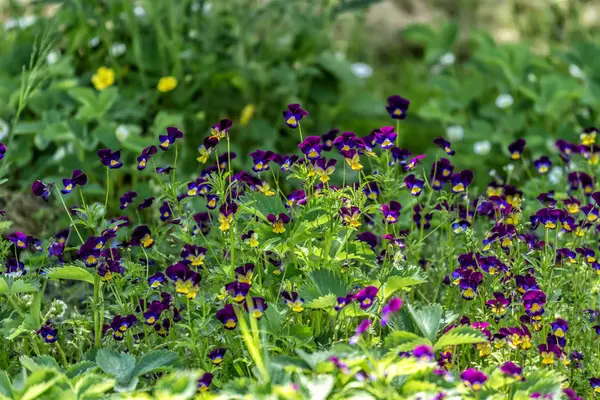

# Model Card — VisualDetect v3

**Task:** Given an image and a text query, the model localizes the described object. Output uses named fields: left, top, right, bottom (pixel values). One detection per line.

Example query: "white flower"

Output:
left=110, top=43, right=127, bottom=57
left=18, top=15, right=37, bottom=29
left=351, top=63, right=373, bottom=79
left=203, top=2, right=213, bottom=14
left=569, top=64, right=585, bottom=80
left=527, top=73, right=537, bottom=83
left=116, top=125, right=130, bottom=142
left=489, top=169, right=497, bottom=177
left=548, top=166, right=563, bottom=184
left=473, top=140, right=491, bottom=155
left=52, top=147, right=67, bottom=161
left=504, top=164, right=515, bottom=173
left=446, top=125, right=464, bottom=141
left=4, top=19, right=18, bottom=30
left=440, top=52, right=455, bottom=66
left=495, top=94, right=514, bottom=109
left=0, top=119, right=8, bottom=141
left=88, top=36, right=100, bottom=48
left=133, top=4, right=146, bottom=17
left=47, top=51, right=60, bottom=65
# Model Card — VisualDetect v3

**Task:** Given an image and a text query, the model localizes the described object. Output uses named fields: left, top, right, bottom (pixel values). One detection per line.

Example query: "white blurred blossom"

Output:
left=0, top=119, right=8, bottom=140
left=4, top=19, right=18, bottom=30
left=527, top=73, right=537, bottom=83
left=446, top=125, right=464, bottom=141
left=133, top=4, right=146, bottom=17
left=440, top=52, right=456, bottom=66
left=569, top=64, right=585, bottom=80
left=504, top=164, right=515, bottom=173
left=495, top=94, right=514, bottom=109
left=116, top=125, right=130, bottom=142
left=52, top=147, right=67, bottom=161
left=88, top=36, right=100, bottom=48
left=473, top=140, right=491, bottom=155
left=548, top=166, right=563, bottom=184
left=110, top=43, right=127, bottom=57
left=47, top=51, right=60, bottom=65
left=351, top=63, right=373, bottom=79
left=18, top=15, right=37, bottom=29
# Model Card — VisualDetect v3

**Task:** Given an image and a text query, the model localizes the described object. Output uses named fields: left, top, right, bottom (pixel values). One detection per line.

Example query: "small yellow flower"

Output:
left=91, top=67, right=115, bottom=91
left=157, top=76, right=178, bottom=93
left=240, top=104, right=255, bottom=126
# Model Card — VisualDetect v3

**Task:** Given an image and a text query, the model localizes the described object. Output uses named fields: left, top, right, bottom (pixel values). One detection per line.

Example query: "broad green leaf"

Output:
left=382, top=276, right=426, bottom=299
left=383, top=331, right=423, bottom=349
left=0, top=278, right=8, bottom=294
left=408, top=304, right=443, bottom=342
left=384, top=358, right=433, bottom=383
left=66, top=360, right=96, bottom=378
left=153, top=371, right=200, bottom=400
left=47, top=265, right=94, bottom=284
left=0, top=371, right=12, bottom=398
left=434, top=326, right=487, bottom=351
left=10, top=280, right=41, bottom=294
left=95, top=349, right=136, bottom=385
left=74, top=374, right=115, bottom=397
left=67, top=87, right=97, bottom=108
left=306, top=294, right=337, bottom=309
left=131, top=350, right=181, bottom=378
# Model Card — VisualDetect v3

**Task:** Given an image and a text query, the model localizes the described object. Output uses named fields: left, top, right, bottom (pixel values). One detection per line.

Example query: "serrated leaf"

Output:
left=47, top=265, right=94, bottom=284
left=131, top=350, right=180, bottom=378
left=382, top=276, right=426, bottom=299
left=383, top=331, right=424, bottom=349
left=74, top=374, right=115, bottom=397
left=384, top=358, right=433, bottom=383
left=434, top=326, right=488, bottom=351
left=66, top=360, right=96, bottom=378
left=0, top=278, right=8, bottom=294
left=306, top=294, right=337, bottom=309
left=9, top=280, right=41, bottom=294
left=95, top=349, right=136, bottom=385
left=408, top=304, right=443, bottom=342
left=0, top=371, right=12, bottom=398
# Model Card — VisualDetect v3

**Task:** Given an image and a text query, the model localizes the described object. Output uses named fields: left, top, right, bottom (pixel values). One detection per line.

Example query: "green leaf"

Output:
left=67, top=87, right=97, bottom=108
left=408, top=304, right=443, bottom=342
left=95, top=349, right=136, bottom=386
left=66, top=360, right=96, bottom=379
left=382, top=276, right=426, bottom=300
left=299, top=269, right=349, bottom=302
left=383, top=331, right=424, bottom=349
left=153, top=371, right=200, bottom=400
left=306, top=294, right=337, bottom=309
left=10, top=280, right=41, bottom=294
left=0, top=371, right=13, bottom=398
left=0, top=278, right=8, bottom=294
left=434, top=326, right=488, bottom=351
left=131, top=350, right=180, bottom=378
left=73, top=374, right=115, bottom=397
left=47, top=265, right=94, bottom=284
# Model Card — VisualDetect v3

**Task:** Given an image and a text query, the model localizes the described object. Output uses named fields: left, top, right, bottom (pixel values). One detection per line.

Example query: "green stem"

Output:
left=100, top=167, right=110, bottom=231
left=93, top=274, right=101, bottom=348
left=55, top=187, right=84, bottom=244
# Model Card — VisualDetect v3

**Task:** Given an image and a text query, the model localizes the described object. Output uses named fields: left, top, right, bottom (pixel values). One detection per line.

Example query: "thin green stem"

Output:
left=55, top=187, right=84, bottom=244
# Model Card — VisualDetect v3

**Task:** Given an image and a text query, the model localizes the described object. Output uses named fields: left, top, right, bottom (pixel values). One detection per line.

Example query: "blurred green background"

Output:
left=2, top=0, right=600, bottom=231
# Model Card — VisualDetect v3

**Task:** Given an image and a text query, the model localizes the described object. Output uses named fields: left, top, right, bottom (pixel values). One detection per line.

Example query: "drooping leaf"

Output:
left=434, top=326, right=488, bottom=351
left=47, top=265, right=94, bottom=284
left=131, top=350, right=181, bottom=378
left=382, top=275, right=426, bottom=299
